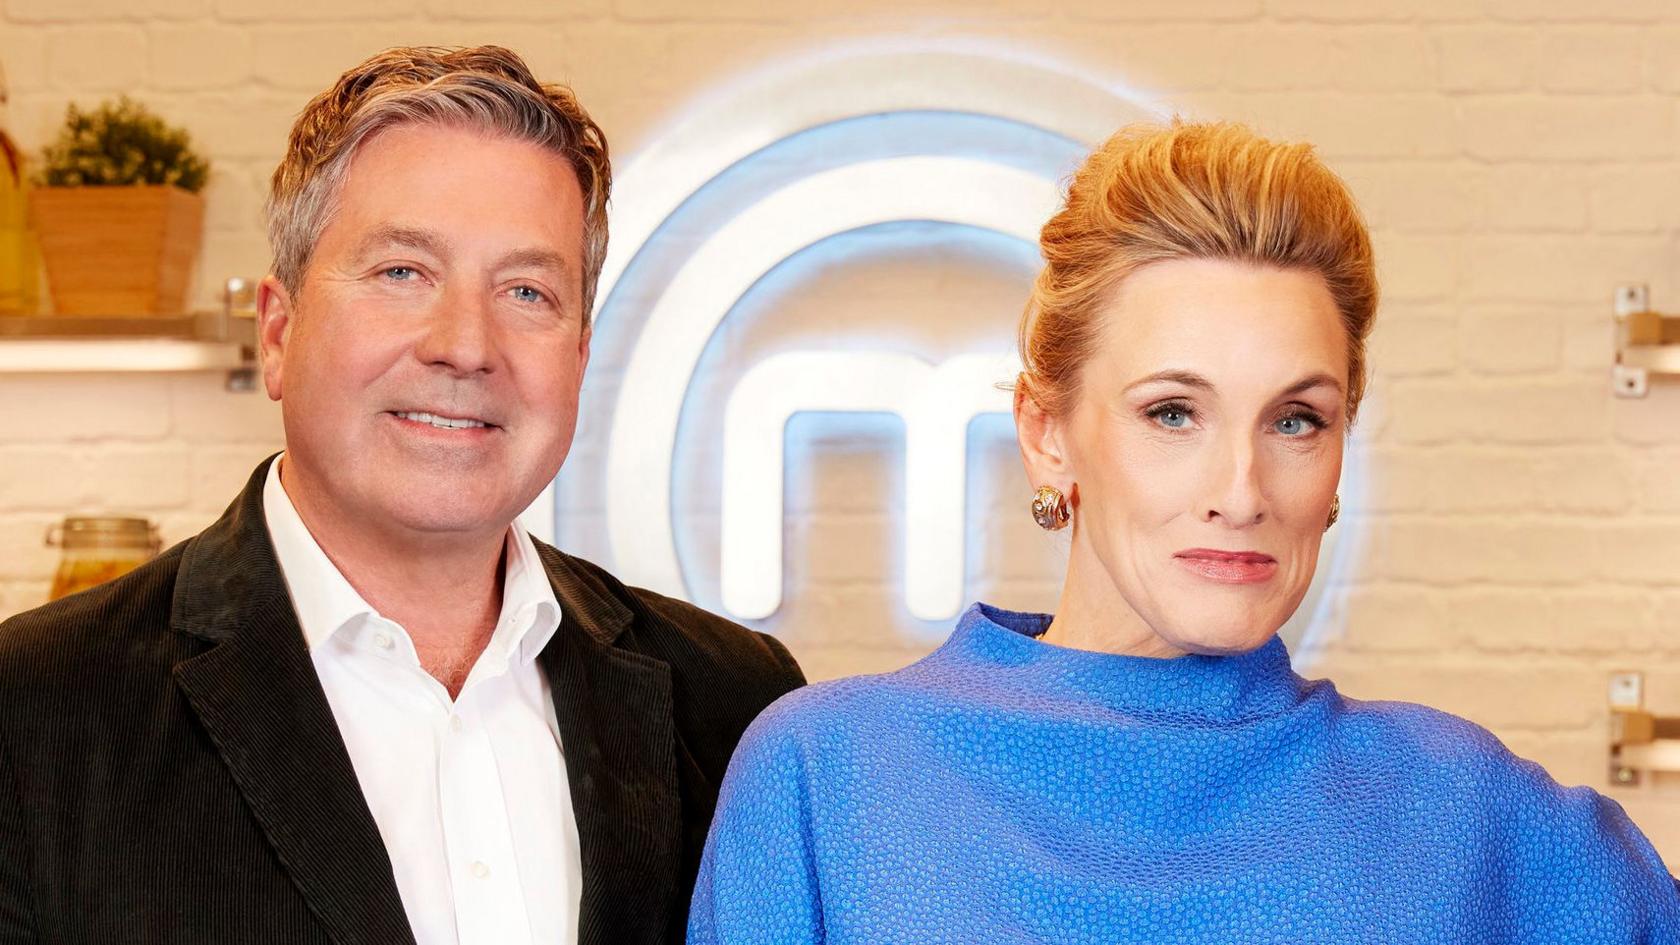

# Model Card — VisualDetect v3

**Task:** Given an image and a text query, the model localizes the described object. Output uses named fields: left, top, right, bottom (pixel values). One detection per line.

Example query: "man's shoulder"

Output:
left=0, top=542, right=194, bottom=710
left=541, top=544, right=803, bottom=690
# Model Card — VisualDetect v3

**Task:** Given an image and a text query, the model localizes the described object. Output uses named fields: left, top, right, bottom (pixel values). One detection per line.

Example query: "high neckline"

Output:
left=945, top=602, right=1309, bottom=725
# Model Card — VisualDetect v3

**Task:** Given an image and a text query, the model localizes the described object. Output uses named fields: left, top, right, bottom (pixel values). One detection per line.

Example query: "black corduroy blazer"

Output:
left=0, top=459, right=805, bottom=944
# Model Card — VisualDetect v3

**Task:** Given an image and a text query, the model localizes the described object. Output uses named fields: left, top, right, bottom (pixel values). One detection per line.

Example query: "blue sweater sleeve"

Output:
left=688, top=706, right=826, bottom=945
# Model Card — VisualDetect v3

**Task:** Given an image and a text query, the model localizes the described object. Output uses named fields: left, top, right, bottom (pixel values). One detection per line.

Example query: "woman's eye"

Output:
left=1147, top=404, right=1193, bottom=429
left=1275, top=413, right=1323, bottom=436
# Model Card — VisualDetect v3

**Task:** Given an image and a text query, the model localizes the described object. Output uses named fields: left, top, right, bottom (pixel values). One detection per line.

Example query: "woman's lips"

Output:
left=1173, top=549, right=1278, bottom=585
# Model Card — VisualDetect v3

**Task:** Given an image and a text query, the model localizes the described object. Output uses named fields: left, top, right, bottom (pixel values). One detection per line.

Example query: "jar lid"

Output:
left=47, top=516, right=160, bottom=551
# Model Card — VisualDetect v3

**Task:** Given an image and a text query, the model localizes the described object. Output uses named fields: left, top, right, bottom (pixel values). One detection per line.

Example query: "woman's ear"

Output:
left=1014, top=379, right=1073, bottom=492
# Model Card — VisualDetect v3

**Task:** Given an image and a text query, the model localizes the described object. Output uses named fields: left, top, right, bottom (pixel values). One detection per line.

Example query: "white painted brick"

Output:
left=1419, top=449, right=1545, bottom=514
left=47, top=26, right=148, bottom=91
left=1327, top=28, right=1437, bottom=92
left=1218, top=26, right=1337, bottom=91
left=1434, top=28, right=1538, bottom=92
left=1380, top=380, right=1475, bottom=445
left=1457, top=304, right=1561, bottom=374
left=1444, top=587, right=1562, bottom=652
left=1324, top=656, right=1601, bottom=730
left=1634, top=449, right=1680, bottom=513
left=1336, top=583, right=1455, bottom=652
left=1613, top=388, right=1680, bottom=446
left=215, top=0, right=413, bottom=22
left=149, top=24, right=253, bottom=91
left=1589, top=164, right=1680, bottom=234
left=1597, top=522, right=1680, bottom=585
left=190, top=445, right=277, bottom=510
left=1, top=375, right=172, bottom=441
left=1043, top=25, right=1231, bottom=94
left=1649, top=28, right=1680, bottom=94
left=1484, top=0, right=1678, bottom=23
left=1366, top=307, right=1457, bottom=377
left=1342, top=162, right=1473, bottom=233
left=1374, top=519, right=1598, bottom=585
left=0, top=449, right=84, bottom=511
left=1475, top=165, right=1589, bottom=233
left=1235, top=93, right=1461, bottom=160
left=0, top=515, right=62, bottom=581
left=5, top=0, right=207, bottom=21
left=168, top=374, right=284, bottom=444
left=1355, top=446, right=1434, bottom=513
left=1532, top=448, right=1636, bottom=516
left=1374, top=233, right=1460, bottom=302
left=1465, top=379, right=1612, bottom=446
left=1265, top=0, right=1475, bottom=22
left=76, top=445, right=193, bottom=511
left=1463, top=235, right=1672, bottom=304
left=0, top=581, right=51, bottom=621
left=423, top=0, right=611, bottom=17
left=199, top=164, right=265, bottom=235
left=1462, top=96, right=1675, bottom=162
left=0, top=31, right=49, bottom=93
left=1539, top=29, right=1646, bottom=93
left=248, top=28, right=417, bottom=91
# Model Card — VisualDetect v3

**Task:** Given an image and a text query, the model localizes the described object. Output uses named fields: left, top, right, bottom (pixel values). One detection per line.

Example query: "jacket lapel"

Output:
left=169, top=458, right=415, bottom=945
left=536, top=545, right=682, bottom=945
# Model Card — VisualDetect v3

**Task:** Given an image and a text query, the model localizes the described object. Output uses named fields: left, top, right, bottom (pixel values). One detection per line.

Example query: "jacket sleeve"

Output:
left=687, top=709, right=824, bottom=945
left=0, top=739, right=39, bottom=943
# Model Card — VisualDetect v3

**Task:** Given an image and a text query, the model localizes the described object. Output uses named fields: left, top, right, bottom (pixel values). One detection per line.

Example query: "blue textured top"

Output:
left=689, top=603, right=1680, bottom=944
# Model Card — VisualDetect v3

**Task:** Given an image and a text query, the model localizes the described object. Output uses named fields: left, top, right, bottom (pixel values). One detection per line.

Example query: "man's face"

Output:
left=257, top=122, right=591, bottom=545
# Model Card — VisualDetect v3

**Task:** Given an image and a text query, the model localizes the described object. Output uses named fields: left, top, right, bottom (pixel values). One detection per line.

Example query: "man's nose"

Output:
left=414, top=284, right=495, bottom=376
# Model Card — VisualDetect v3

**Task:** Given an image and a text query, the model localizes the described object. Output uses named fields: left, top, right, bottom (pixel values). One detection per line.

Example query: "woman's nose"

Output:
left=1201, top=432, right=1267, bottom=527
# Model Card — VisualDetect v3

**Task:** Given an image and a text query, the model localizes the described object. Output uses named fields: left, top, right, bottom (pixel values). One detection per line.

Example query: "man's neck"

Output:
left=279, top=457, right=507, bottom=698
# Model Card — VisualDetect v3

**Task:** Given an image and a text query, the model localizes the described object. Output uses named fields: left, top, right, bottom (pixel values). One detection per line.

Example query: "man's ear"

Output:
left=255, top=274, right=294, bottom=403
left=1014, top=380, right=1074, bottom=495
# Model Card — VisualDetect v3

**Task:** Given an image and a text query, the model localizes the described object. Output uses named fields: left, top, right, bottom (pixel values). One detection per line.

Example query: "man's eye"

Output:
left=511, top=285, right=547, bottom=304
left=382, top=266, right=416, bottom=281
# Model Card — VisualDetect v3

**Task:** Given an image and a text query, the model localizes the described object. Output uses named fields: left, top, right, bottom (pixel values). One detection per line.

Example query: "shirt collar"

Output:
left=261, top=455, right=561, bottom=664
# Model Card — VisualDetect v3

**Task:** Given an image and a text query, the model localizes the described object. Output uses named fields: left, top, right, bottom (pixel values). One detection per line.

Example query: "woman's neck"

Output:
left=1039, top=547, right=1186, bottom=659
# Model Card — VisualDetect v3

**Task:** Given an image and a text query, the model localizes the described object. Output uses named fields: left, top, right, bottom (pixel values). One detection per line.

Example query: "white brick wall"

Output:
left=3, top=0, right=1680, bottom=862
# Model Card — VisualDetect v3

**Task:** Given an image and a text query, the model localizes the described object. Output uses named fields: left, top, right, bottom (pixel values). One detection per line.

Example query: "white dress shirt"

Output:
left=262, top=457, right=581, bottom=945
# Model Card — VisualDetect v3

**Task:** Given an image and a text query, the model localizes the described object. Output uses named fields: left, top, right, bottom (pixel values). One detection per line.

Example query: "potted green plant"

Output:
left=29, top=97, right=209, bottom=316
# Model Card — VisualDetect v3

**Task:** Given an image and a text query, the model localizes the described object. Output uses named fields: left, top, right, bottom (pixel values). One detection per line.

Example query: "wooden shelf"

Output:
left=0, top=314, right=253, bottom=375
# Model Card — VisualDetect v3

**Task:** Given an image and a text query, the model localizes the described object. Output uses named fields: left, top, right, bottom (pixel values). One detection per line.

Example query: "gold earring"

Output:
left=1325, top=494, right=1341, bottom=531
left=1031, top=486, right=1071, bottom=531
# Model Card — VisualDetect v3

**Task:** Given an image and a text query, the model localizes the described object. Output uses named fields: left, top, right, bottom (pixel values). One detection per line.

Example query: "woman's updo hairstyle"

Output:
left=1018, top=120, right=1378, bottom=423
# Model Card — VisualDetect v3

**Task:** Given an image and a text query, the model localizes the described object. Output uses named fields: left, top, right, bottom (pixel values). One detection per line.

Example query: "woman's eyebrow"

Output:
left=1279, top=373, right=1344, bottom=398
left=1122, top=370, right=1214, bottom=394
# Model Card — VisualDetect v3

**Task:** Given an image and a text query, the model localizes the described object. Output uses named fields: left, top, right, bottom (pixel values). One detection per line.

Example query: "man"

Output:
left=0, top=46, right=803, bottom=945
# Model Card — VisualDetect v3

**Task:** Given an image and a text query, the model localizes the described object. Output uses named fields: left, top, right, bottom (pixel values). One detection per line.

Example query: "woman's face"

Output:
left=1020, top=257, right=1349, bottom=656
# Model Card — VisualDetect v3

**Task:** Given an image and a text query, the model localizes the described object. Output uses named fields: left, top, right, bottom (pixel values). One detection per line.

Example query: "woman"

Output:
left=687, top=122, right=1680, bottom=943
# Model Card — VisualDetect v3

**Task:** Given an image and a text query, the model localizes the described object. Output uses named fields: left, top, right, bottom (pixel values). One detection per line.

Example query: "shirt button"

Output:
left=449, top=716, right=464, bottom=734
left=470, top=861, right=490, bottom=879
left=373, top=632, right=393, bottom=650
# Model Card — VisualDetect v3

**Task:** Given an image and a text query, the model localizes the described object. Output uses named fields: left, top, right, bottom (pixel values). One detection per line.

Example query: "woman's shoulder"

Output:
left=1328, top=688, right=1673, bottom=877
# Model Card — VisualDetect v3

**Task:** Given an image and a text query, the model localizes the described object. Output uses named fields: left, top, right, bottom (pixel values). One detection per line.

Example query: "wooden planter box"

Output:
left=29, top=185, right=204, bottom=317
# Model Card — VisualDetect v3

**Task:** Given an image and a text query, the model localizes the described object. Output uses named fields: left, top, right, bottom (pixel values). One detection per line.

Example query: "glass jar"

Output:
left=45, top=516, right=161, bottom=601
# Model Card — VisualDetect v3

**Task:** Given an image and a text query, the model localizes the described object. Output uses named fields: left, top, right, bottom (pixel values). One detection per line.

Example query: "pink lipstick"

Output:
left=1173, top=549, right=1278, bottom=585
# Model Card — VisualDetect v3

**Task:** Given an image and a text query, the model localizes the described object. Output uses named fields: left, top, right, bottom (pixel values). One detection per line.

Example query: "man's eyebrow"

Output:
left=495, top=247, right=573, bottom=276
left=352, top=224, right=451, bottom=262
